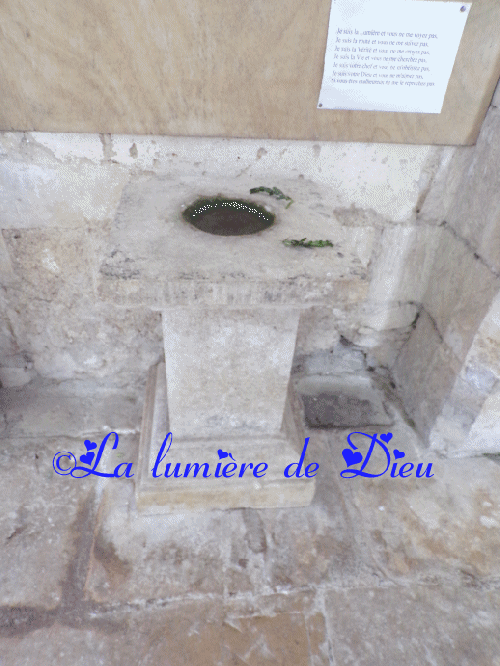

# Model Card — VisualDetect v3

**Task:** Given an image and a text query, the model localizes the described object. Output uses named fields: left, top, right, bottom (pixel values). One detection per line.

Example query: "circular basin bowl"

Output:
left=182, top=196, right=275, bottom=236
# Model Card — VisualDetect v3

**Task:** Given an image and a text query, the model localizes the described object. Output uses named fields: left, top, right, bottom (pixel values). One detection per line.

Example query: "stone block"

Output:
left=29, top=133, right=107, bottom=163
left=104, top=136, right=436, bottom=223
left=296, top=375, right=392, bottom=428
left=2, top=290, right=163, bottom=381
left=0, top=602, right=224, bottom=665
left=427, top=354, right=500, bottom=456
left=222, top=612, right=310, bottom=665
left=0, top=135, right=129, bottom=228
left=163, top=309, right=299, bottom=437
left=262, top=503, right=364, bottom=589
left=327, top=426, right=500, bottom=582
left=0, top=436, right=98, bottom=608
left=0, top=598, right=326, bottom=666
left=295, top=345, right=366, bottom=376
left=417, top=145, right=473, bottom=224
left=350, top=327, right=415, bottom=362
left=394, top=310, right=462, bottom=440
left=0, top=380, right=142, bottom=440
left=2, top=228, right=93, bottom=304
left=367, top=225, right=442, bottom=304
left=445, top=106, right=500, bottom=272
left=466, top=385, right=500, bottom=455
left=465, top=290, right=500, bottom=381
left=220, top=431, right=376, bottom=594
left=325, top=586, right=500, bottom=666
left=294, top=307, right=341, bottom=356
left=85, top=481, right=225, bottom=604
left=359, top=302, right=417, bottom=332
left=222, top=509, right=270, bottom=596
left=423, top=228, right=500, bottom=363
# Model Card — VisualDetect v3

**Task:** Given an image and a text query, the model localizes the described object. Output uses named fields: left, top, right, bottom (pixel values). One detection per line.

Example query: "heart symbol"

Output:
left=380, top=433, right=393, bottom=443
left=342, top=448, right=363, bottom=467
left=393, top=449, right=405, bottom=459
left=80, top=452, right=95, bottom=466
left=217, top=449, right=236, bottom=462
left=84, top=440, right=97, bottom=451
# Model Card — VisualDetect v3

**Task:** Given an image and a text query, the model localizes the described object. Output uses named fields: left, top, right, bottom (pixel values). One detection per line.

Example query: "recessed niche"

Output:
left=182, top=196, right=275, bottom=236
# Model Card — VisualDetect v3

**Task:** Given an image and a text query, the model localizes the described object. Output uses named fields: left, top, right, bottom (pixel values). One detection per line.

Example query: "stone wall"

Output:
left=393, top=81, right=500, bottom=456
left=1, top=86, right=499, bottom=454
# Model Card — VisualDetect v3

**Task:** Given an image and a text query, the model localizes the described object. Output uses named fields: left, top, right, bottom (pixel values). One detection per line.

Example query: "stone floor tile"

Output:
left=262, top=503, right=358, bottom=589
left=222, top=594, right=329, bottom=666
left=306, top=613, right=330, bottom=666
left=258, top=431, right=379, bottom=590
left=0, top=436, right=98, bottom=608
left=325, top=585, right=500, bottom=666
left=223, top=590, right=318, bottom=618
left=221, top=612, right=310, bottom=666
left=222, top=508, right=271, bottom=596
left=0, top=600, right=224, bottom=666
left=0, top=379, right=142, bottom=440
left=84, top=481, right=224, bottom=603
left=326, top=425, right=500, bottom=584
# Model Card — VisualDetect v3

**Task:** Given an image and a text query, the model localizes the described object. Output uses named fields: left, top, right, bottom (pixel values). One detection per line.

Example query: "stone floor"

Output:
left=1, top=378, right=500, bottom=665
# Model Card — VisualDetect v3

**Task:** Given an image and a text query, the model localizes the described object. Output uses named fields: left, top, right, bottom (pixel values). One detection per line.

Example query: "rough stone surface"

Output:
left=422, top=226, right=500, bottom=364
left=467, top=386, right=500, bottom=455
left=465, top=290, right=500, bottom=382
left=426, top=292, right=500, bottom=456
left=325, top=585, right=500, bottom=666
left=92, top=170, right=374, bottom=308
left=393, top=310, right=462, bottom=440
left=444, top=106, right=500, bottom=274
left=392, top=101, right=500, bottom=450
left=2, top=382, right=500, bottom=663
left=163, top=309, right=299, bottom=437
left=0, top=137, right=129, bottom=230
left=0, top=435, right=98, bottom=609
left=2, top=134, right=439, bottom=222
left=416, top=144, right=482, bottom=228
left=0, top=379, right=143, bottom=440
left=367, top=225, right=442, bottom=304
left=328, top=427, right=500, bottom=584
left=296, top=375, right=392, bottom=428
left=1, top=62, right=500, bottom=666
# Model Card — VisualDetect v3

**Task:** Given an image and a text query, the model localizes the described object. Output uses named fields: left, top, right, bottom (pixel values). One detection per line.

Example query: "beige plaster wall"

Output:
left=0, top=0, right=499, bottom=144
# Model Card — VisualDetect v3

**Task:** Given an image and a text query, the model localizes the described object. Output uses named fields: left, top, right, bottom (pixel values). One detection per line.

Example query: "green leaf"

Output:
left=250, top=186, right=293, bottom=207
left=282, top=238, right=333, bottom=248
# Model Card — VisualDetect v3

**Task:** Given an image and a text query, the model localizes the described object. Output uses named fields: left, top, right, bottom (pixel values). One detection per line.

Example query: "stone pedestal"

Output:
left=101, top=173, right=372, bottom=511
left=136, top=308, right=314, bottom=513
left=136, top=364, right=314, bottom=512
left=136, top=308, right=317, bottom=511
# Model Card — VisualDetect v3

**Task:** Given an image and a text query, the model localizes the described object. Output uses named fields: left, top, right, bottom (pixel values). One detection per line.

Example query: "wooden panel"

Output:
left=0, top=0, right=499, bottom=144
